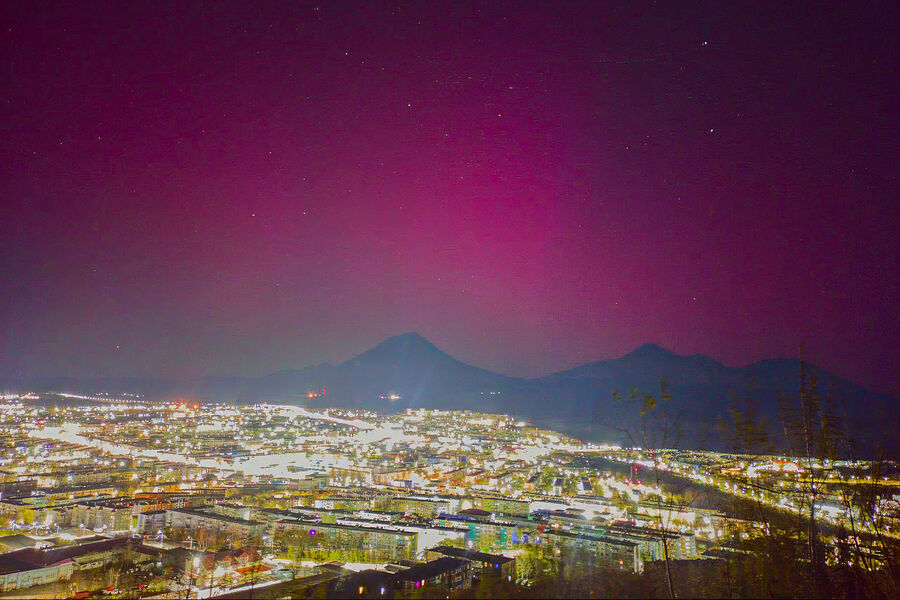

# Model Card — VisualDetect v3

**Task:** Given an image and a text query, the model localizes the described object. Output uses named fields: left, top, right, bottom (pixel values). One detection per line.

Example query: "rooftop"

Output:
left=428, top=545, right=514, bottom=564
left=0, top=538, right=128, bottom=576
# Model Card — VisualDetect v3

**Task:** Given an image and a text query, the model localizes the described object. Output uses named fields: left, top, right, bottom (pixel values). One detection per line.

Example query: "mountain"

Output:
left=327, top=332, right=526, bottom=411
left=537, top=344, right=897, bottom=456
left=2, top=335, right=896, bottom=455
left=548, top=343, right=739, bottom=385
left=191, top=333, right=526, bottom=412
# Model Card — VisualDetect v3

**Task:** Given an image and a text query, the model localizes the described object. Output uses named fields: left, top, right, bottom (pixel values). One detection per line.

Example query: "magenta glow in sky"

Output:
left=2, top=1, right=898, bottom=393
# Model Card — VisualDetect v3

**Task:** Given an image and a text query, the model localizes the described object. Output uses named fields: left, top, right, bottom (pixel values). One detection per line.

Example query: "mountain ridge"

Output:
left=2, top=333, right=895, bottom=455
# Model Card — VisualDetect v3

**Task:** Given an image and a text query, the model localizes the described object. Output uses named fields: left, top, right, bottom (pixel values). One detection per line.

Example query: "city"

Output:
left=0, top=393, right=896, bottom=598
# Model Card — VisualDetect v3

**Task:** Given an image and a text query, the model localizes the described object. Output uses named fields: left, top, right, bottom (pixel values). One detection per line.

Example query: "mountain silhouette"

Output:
left=3, top=334, right=895, bottom=455
left=326, top=332, right=525, bottom=411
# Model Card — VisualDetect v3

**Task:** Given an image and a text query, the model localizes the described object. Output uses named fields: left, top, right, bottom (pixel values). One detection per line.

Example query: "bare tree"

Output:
left=610, top=378, right=680, bottom=600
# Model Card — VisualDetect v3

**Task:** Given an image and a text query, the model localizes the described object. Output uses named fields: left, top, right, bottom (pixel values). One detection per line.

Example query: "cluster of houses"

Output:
left=0, top=483, right=700, bottom=596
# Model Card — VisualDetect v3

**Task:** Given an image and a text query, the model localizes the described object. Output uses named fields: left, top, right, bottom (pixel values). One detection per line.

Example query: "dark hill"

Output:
left=325, top=332, right=528, bottom=412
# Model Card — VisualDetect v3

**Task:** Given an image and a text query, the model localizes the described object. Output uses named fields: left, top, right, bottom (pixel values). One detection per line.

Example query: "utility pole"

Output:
left=188, top=555, right=199, bottom=600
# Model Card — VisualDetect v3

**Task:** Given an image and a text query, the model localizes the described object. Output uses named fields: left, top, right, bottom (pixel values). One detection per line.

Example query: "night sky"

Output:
left=2, top=2, right=897, bottom=393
